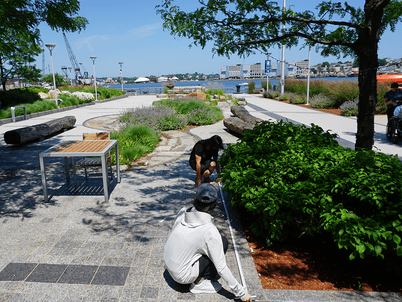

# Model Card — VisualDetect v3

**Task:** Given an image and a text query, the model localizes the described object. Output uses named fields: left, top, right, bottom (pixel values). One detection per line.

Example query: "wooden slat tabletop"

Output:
left=47, top=141, right=112, bottom=153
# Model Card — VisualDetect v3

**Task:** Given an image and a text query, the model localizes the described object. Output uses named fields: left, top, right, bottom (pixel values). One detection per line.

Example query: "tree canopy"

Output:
left=157, top=0, right=402, bottom=150
left=0, top=0, right=88, bottom=91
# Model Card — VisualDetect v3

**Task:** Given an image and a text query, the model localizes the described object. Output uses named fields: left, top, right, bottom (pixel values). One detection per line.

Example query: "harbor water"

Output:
left=109, top=77, right=357, bottom=95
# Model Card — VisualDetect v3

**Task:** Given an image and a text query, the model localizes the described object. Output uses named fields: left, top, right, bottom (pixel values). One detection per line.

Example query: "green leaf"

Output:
left=393, top=234, right=401, bottom=245
left=374, top=245, right=382, bottom=256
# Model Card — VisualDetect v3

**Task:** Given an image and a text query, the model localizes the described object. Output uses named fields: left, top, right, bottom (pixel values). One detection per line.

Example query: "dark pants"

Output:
left=387, top=103, right=400, bottom=120
left=196, top=235, right=229, bottom=280
left=190, top=159, right=212, bottom=175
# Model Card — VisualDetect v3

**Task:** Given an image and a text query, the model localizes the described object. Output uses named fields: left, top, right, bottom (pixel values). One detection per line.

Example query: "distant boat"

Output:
left=134, top=77, right=150, bottom=83
left=377, top=74, right=402, bottom=84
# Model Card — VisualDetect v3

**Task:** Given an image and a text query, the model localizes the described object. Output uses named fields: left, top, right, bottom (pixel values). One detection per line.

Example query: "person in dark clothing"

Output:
left=189, top=135, right=223, bottom=187
left=384, top=82, right=402, bottom=120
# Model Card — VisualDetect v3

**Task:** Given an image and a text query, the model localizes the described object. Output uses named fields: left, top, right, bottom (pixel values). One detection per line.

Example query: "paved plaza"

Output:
left=0, top=94, right=401, bottom=301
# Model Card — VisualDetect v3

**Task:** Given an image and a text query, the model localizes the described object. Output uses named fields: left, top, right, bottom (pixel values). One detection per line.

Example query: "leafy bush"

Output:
left=289, top=95, right=306, bottom=104
left=263, top=91, right=280, bottom=99
left=219, top=120, right=402, bottom=262
left=310, top=93, right=337, bottom=109
left=0, top=99, right=58, bottom=119
left=376, top=82, right=389, bottom=114
left=248, top=82, right=255, bottom=94
left=41, top=73, right=64, bottom=87
left=157, top=115, right=186, bottom=130
left=340, top=99, right=359, bottom=116
left=110, top=125, right=160, bottom=166
left=0, top=87, right=44, bottom=108
left=260, top=81, right=272, bottom=91
left=278, top=94, right=292, bottom=101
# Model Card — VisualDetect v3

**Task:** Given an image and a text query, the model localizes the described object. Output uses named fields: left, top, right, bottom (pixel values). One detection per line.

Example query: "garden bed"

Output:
left=238, top=209, right=402, bottom=294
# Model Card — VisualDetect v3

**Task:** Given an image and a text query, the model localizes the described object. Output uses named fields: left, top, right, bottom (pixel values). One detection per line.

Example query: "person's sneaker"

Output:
left=189, top=278, right=222, bottom=294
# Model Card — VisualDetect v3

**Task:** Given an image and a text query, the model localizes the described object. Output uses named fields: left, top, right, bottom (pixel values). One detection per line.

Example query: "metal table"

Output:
left=39, top=140, right=120, bottom=202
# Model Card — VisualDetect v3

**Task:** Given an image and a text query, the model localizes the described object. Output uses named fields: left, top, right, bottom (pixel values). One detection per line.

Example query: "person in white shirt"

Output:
left=163, top=183, right=252, bottom=301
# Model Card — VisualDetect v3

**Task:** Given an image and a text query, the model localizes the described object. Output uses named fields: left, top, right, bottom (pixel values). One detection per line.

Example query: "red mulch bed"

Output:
left=237, top=209, right=402, bottom=293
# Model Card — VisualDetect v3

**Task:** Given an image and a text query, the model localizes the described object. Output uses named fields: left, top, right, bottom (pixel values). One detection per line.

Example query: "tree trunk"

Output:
left=355, top=0, right=388, bottom=150
left=4, top=116, right=76, bottom=145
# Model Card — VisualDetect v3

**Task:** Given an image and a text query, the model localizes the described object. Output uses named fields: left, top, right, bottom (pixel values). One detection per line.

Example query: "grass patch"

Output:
left=110, top=124, right=160, bottom=166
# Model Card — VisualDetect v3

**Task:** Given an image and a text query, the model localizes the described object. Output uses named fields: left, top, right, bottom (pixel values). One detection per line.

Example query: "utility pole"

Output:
left=280, top=0, right=286, bottom=95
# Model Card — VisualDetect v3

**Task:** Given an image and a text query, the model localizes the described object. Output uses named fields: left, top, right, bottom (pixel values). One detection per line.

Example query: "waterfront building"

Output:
left=220, top=63, right=264, bottom=79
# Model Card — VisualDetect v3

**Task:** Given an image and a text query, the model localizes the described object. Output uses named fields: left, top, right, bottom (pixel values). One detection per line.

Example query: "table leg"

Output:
left=115, top=144, right=120, bottom=183
left=72, top=157, right=77, bottom=188
left=64, top=157, right=70, bottom=185
left=39, top=155, right=48, bottom=202
left=101, top=154, right=109, bottom=202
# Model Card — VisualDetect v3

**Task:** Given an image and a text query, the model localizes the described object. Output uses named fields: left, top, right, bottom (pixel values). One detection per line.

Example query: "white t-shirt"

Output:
left=163, top=207, right=247, bottom=299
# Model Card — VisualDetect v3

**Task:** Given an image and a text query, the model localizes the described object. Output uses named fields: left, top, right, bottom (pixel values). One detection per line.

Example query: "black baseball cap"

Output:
left=195, top=183, right=218, bottom=204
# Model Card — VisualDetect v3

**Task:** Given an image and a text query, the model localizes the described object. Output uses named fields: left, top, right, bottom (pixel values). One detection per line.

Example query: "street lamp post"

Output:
left=305, top=39, right=311, bottom=105
left=45, top=43, right=58, bottom=107
left=266, top=52, right=271, bottom=93
left=68, top=67, right=72, bottom=85
left=119, top=62, right=124, bottom=92
left=90, top=56, right=97, bottom=101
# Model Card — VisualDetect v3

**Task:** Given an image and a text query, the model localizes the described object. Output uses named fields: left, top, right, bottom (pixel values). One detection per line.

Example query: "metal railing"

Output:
left=11, top=105, right=27, bottom=122
left=123, top=86, right=250, bottom=95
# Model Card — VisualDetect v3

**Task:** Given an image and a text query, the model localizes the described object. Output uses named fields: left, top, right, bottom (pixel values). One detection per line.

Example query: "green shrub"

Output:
left=187, top=106, right=223, bottom=125
left=328, top=80, right=359, bottom=107
left=340, top=99, right=359, bottom=116
left=310, top=93, right=337, bottom=109
left=260, top=81, right=272, bottom=91
left=289, top=95, right=306, bottom=104
left=376, top=82, right=389, bottom=114
left=248, top=82, right=255, bottom=94
left=110, top=124, right=160, bottom=166
left=219, top=120, right=402, bottom=262
left=279, top=94, right=292, bottom=101
left=157, top=115, right=186, bottom=130
left=0, top=99, right=57, bottom=119
left=0, top=87, right=44, bottom=108
left=263, top=91, right=280, bottom=99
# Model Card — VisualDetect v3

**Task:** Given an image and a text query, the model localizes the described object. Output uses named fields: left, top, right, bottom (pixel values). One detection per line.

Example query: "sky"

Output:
left=34, top=0, right=402, bottom=78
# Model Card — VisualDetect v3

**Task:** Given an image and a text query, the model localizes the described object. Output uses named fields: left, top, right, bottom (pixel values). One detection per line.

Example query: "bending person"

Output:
left=189, top=135, right=223, bottom=187
left=163, top=183, right=252, bottom=301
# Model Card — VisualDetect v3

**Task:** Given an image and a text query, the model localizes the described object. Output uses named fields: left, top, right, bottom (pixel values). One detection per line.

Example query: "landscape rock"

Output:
left=38, top=92, right=48, bottom=99
left=231, top=106, right=263, bottom=125
left=223, top=117, right=254, bottom=136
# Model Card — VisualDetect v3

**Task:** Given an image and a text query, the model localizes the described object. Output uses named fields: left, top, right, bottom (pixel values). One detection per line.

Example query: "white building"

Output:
left=220, top=63, right=264, bottom=79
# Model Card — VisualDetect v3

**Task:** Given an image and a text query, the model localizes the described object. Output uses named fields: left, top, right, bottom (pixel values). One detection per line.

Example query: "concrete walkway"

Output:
left=0, top=94, right=401, bottom=302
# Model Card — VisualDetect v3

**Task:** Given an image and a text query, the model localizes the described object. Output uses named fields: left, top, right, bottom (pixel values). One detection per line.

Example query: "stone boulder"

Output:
left=38, top=92, right=48, bottom=99
left=223, top=117, right=254, bottom=136
left=223, top=105, right=263, bottom=137
left=231, top=106, right=263, bottom=125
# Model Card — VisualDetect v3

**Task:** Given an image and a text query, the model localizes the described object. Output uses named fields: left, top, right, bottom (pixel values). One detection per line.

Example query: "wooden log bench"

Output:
left=4, top=116, right=76, bottom=145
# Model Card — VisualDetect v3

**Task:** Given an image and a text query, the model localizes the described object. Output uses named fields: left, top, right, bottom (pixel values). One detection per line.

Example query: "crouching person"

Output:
left=163, top=183, right=252, bottom=301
